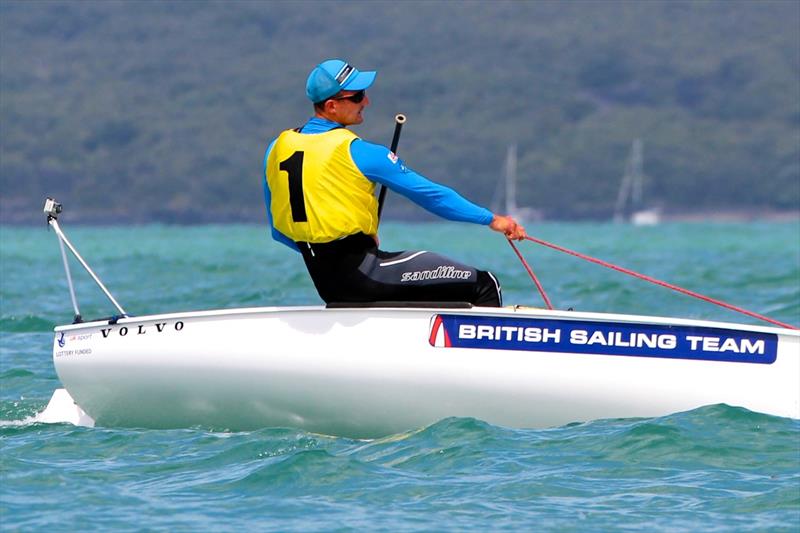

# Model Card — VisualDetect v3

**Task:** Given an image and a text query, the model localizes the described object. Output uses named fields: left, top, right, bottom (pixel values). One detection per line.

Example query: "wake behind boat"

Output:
left=39, top=199, right=800, bottom=438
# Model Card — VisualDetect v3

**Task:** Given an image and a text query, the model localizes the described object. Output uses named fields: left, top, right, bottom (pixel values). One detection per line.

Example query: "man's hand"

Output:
left=489, top=214, right=527, bottom=240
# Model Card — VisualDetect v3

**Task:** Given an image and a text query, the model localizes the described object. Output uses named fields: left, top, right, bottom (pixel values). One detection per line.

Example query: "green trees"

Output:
left=1, top=0, right=797, bottom=223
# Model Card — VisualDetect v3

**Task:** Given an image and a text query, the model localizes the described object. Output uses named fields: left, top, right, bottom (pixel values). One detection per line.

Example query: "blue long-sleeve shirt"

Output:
left=263, top=117, right=494, bottom=251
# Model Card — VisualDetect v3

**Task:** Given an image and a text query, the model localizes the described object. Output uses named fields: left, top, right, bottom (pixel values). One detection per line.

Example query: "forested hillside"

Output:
left=1, top=0, right=798, bottom=223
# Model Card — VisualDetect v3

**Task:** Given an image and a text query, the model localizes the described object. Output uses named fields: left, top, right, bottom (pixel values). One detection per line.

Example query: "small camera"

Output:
left=43, top=197, right=62, bottom=218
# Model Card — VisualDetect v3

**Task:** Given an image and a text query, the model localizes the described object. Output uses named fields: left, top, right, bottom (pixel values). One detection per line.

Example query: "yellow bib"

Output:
left=266, top=128, right=378, bottom=243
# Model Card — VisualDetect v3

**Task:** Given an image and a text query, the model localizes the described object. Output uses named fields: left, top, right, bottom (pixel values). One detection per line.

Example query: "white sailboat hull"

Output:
left=50, top=306, right=800, bottom=438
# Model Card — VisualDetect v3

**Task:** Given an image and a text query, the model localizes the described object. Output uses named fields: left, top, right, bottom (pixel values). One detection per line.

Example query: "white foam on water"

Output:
left=0, top=416, right=39, bottom=427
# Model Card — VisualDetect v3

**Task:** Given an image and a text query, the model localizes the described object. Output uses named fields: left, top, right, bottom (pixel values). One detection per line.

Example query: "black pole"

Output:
left=377, top=114, right=406, bottom=219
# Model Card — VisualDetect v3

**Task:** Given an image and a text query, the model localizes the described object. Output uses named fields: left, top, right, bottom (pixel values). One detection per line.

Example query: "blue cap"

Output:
left=305, top=59, right=377, bottom=103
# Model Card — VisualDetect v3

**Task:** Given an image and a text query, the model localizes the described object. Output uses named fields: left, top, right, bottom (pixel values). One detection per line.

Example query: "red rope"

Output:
left=524, top=235, right=797, bottom=330
left=507, top=239, right=553, bottom=309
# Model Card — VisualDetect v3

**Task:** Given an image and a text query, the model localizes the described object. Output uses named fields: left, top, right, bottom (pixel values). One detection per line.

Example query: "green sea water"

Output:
left=1, top=221, right=799, bottom=531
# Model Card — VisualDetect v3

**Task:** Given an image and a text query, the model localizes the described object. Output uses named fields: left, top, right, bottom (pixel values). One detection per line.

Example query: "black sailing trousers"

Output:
left=297, top=233, right=502, bottom=306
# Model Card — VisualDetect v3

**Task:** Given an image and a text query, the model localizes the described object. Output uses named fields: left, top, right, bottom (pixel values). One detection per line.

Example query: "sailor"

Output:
left=262, top=59, right=527, bottom=306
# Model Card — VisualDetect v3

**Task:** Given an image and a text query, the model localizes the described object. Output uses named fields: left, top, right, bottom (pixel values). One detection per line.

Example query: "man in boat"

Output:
left=262, top=59, right=527, bottom=306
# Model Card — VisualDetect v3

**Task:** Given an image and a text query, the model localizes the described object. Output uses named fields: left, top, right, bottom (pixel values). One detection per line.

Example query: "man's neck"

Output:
left=315, top=111, right=340, bottom=123
left=301, top=116, right=345, bottom=134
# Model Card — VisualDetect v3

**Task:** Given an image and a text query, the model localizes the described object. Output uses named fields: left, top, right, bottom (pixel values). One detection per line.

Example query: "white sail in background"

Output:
left=500, top=144, right=543, bottom=222
left=614, top=139, right=660, bottom=225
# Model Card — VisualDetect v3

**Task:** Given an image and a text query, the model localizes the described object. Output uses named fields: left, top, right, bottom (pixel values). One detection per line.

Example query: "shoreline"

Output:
left=659, top=209, right=800, bottom=223
left=1, top=206, right=798, bottom=226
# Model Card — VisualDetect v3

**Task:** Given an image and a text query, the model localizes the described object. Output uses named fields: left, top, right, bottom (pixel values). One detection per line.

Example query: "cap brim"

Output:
left=342, top=70, right=376, bottom=91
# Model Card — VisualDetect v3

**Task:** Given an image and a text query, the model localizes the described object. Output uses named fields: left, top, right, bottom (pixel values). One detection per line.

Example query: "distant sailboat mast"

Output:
left=491, top=144, right=543, bottom=221
left=505, top=144, right=518, bottom=215
left=629, top=139, right=644, bottom=211
left=613, top=139, right=658, bottom=225
left=614, top=139, right=643, bottom=222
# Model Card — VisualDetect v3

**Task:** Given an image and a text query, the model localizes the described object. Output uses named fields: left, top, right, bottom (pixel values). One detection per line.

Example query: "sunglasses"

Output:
left=330, top=90, right=366, bottom=104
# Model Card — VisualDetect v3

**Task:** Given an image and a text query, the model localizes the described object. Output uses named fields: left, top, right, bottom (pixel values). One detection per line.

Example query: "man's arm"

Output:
left=350, top=139, right=494, bottom=225
left=351, top=139, right=526, bottom=240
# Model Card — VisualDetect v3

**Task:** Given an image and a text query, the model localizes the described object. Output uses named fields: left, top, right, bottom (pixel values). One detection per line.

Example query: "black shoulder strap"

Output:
left=292, top=125, right=344, bottom=133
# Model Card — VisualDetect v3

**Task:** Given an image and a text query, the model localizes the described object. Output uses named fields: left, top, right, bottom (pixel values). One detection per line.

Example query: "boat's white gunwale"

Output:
left=53, top=305, right=799, bottom=337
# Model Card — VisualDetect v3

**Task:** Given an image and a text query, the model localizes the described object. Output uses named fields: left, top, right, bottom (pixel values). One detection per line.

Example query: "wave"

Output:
left=3, top=404, right=797, bottom=531
left=0, top=314, right=57, bottom=333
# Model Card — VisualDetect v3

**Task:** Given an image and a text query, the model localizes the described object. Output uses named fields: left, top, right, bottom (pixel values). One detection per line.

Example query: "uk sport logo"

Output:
left=429, top=315, right=452, bottom=347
